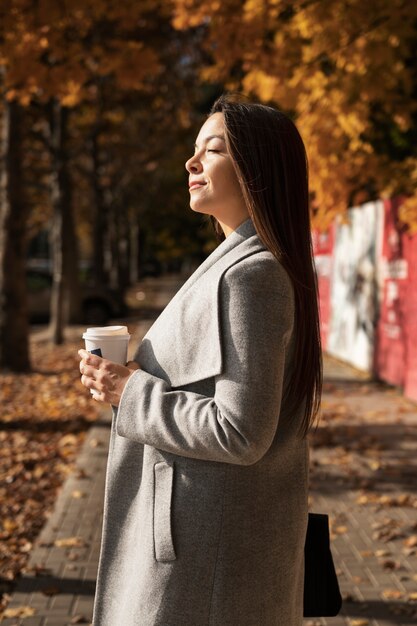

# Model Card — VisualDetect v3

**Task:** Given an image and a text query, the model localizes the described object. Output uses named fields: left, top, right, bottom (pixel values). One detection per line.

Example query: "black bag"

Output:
left=303, top=513, right=343, bottom=617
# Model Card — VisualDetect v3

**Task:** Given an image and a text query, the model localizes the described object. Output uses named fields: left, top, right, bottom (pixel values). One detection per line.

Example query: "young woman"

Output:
left=79, top=94, right=322, bottom=626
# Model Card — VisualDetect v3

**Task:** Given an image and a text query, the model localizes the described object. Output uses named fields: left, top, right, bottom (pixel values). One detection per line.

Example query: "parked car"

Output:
left=27, top=268, right=127, bottom=324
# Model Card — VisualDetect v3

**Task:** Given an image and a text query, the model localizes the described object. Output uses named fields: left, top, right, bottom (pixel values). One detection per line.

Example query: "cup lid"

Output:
left=83, top=325, right=129, bottom=336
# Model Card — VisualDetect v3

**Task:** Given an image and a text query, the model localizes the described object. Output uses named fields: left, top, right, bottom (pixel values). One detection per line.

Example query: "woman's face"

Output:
left=185, top=112, right=249, bottom=231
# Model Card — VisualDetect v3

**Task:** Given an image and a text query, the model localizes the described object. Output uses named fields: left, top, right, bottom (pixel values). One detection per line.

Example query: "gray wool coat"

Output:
left=92, top=218, right=309, bottom=626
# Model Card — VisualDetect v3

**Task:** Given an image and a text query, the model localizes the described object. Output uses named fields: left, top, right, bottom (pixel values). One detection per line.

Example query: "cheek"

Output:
left=218, top=165, right=242, bottom=197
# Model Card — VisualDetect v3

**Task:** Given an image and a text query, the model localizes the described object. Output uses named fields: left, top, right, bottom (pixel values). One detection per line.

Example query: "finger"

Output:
left=126, top=360, right=140, bottom=370
left=78, top=350, right=103, bottom=367
left=91, top=389, right=103, bottom=402
left=80, top=362, right=101, bottom=378
left=92, top=387, right=115, bottom=404
left=79, top=359, right=91, bottom=375
left=81, top=374, right=96, bottom=389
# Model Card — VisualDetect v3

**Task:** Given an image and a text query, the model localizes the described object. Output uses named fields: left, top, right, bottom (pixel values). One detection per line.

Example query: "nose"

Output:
left=185, top=153, right=202, bottom=174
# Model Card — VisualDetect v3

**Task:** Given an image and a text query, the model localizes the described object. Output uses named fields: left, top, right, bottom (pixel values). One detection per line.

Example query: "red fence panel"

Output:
left=375, top=198, right=417, bottom=401
left=312, top=226, right=334, bottom=351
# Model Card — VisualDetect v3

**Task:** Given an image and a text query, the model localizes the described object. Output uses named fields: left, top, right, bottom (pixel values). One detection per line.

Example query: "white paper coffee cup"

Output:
left=82, top=325, right=131, bottom=365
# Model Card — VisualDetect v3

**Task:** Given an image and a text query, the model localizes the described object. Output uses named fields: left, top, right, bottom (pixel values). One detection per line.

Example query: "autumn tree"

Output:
left=0, top=95, right=31, bottom=371
left=173, top=0, right=417, bottom=229
left=68, top=11, right=209, bottom=287
left=0, top=0, right=176, bottom=353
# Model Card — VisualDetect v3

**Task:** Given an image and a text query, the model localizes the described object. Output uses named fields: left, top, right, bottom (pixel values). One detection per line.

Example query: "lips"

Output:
left=189, top=180, right=207, bottom=190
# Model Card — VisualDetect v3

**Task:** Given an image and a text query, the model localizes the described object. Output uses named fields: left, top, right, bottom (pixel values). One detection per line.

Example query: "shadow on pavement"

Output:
left=13, top=575, right=96, bottom=596
left=0, top=417, right=110, bottom=433
left=310, top=419, right=417, bottom=495
left=341, top=598, right=417, bottom=624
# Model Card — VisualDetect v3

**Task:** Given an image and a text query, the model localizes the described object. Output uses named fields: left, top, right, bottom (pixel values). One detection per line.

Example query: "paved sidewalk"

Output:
left=2, top=282, right=417, bottom=625
left=1, top=410, right=111, bottom=626
left=308, top=358, right=417, bottom=626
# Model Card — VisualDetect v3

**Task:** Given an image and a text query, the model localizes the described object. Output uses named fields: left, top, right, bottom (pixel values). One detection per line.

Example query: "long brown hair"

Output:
left=210, top=93, right=322, bottom=437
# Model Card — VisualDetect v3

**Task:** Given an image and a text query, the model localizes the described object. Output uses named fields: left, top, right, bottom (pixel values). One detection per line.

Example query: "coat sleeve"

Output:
left=116, top=256, right=294, bottom=465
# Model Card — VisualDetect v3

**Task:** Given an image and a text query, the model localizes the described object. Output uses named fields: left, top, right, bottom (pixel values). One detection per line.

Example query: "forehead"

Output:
left=195, top=112, right=225, bottom=144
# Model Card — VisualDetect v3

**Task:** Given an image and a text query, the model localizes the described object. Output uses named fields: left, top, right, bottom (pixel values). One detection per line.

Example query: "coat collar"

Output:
left=136, top=218, right=267, bottom=387
left=167, top=218, right=258, bottom=306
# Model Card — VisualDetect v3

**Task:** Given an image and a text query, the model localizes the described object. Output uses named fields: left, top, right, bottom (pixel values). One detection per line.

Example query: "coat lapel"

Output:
left=136, top=219, right=267, bottom=387
left=161, top=218, right=258, bottom=308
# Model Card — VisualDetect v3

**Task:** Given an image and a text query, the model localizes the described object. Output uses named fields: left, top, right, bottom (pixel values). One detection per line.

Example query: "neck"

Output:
left=219, top=215, right=250, bottom=238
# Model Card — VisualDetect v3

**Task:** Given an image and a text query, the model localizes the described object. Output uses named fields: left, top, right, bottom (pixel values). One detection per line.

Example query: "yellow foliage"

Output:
left=1, top=0, right=166, bottom=105
left=60, top=80, right=83, bottom=108
left=172, top=0, right=417, bottom=228
left=399, top=196, right=417, bottom=235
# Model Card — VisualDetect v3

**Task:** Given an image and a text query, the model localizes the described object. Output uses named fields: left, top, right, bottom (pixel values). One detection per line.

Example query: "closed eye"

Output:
left=207, top=149, right=220, bottom=153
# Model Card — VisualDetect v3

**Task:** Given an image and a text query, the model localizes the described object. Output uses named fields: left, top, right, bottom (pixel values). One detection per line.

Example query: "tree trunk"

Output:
left=66, top=185, right=81, bottom=324
left=91, top=129, right=107, bottom=286
left=107, top=202, right=118, bottom=290
left=49, top=100, right=80, bottom=344
left=0, top=99, right=31, bottom=371
left=117, top=210, right=130, bottom=290
left=119, top=211, right=130, bottom=291
left=129, top=213, right=139, bottom=285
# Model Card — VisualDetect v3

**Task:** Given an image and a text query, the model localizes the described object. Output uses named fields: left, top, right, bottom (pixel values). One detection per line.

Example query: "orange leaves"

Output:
left=381, top=588, right=404, bottom=600
left=357, top=492, right=417, bottom=509
left=0, top=335, right=99, bottom=586
left=54, top=536, right=86, bottom=548
left=399, top=195, right=417, bottom=234
left=1, top=0, right=166, bottom=106
left=172, top=0, right=212, bottom=30
left=242, top=70, right=277, bottom=104
left=60, top=80, right=84, bottom=108
left=403, top=534, right=417, bottom=549
left=2, top=605, right=36, bottom=619
left=170, top=0, right=417, bottom=228
left=110, top=43, right=162, bottom=92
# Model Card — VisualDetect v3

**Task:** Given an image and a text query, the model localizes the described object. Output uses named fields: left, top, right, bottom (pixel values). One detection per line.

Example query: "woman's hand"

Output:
left=78, top=349, right=140, bottom=406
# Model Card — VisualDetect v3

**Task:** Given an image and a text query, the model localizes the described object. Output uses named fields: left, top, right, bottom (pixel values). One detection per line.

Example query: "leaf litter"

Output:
left=309, top=375, right=417, bottom=620
left=0, top=335, right=100, bottom=617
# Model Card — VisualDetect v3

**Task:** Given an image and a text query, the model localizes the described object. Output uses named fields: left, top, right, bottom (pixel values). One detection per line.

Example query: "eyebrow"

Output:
left=194, top=134, right=226, bottom=148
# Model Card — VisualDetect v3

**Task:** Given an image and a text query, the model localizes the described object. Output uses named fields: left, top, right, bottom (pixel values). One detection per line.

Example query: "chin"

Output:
left=189, top=202, right=213, bottom=217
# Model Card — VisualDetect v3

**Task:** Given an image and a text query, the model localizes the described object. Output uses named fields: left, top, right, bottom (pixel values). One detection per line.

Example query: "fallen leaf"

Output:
left=372, top=518, right=404, bottom=542
left=403, top=535, right=417, bottom=548
left=381, top=559, right=400, bottom=570
left=3, top=605, right=36, bottom=617
left=89, top=437, right=103, bottom=448
left=359, top=550, right=373, bottom=557
left=19, top=541, right=32, bottom=553
left=382, top=589, right=404, bottom=600
left=2, top=518, right=18, bottom=532
left=351, top=575, right=365, bottom=584
left=54, top=536, right=85, bottom=548
left=375, top=549, right=391, bottom=557
left=59, top=434, right=81, bottom=448
left=0, top=335, right=100, bottom=590
left=71, top=490, right=86, bottom=499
